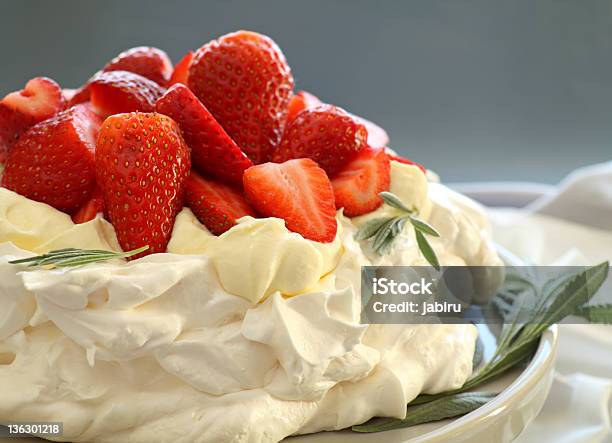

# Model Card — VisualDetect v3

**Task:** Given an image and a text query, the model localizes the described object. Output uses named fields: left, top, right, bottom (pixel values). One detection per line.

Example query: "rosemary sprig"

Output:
left=9, top=246, right=149, bottom=269
left=352, top=261, right=610, bottom=432
left=356, top=191, right=440, bottom=269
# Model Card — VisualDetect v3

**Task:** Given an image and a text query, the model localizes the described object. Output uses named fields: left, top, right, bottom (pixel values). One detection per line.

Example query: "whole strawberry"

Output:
left=96, top=112, right=191, bottom=256
left=273, top=104, right=367, bottom=176
left=1, top=104, right=100, bottom=212
left=188, top=31, right=294, bottom=164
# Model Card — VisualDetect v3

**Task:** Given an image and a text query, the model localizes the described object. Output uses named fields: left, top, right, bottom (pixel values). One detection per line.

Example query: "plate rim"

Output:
left=403, top=324, right=559, bottom=442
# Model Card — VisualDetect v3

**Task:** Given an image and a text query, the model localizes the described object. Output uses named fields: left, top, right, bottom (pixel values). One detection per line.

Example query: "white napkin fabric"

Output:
left=483, top=161, right=612, bottom=443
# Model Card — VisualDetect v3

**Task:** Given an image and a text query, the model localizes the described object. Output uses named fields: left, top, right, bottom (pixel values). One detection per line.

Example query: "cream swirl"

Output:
left=0, top=161, right=497, bottom=442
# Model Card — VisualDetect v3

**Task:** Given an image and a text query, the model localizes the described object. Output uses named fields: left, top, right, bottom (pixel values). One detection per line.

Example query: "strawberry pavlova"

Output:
left=0, top=31, right=501, bottom=442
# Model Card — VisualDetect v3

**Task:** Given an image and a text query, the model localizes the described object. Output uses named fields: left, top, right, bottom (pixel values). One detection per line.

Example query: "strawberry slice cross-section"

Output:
left=331, top=147, right=391, bottom=217
left=243, top=158, right=338, bottom=243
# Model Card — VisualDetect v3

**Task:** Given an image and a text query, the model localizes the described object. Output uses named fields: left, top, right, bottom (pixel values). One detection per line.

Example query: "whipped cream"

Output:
left=0, top=162, right=500, bottom=442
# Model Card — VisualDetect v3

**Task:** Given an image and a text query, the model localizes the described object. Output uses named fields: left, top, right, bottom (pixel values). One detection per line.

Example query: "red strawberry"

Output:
left=72, top=187, right=105, bottom=224
left=331, top=147, right=390, bottom=217
left=388, top=153, right=426, bottom=173
left=286, top=90, right=322, bottom=122
left=68, top=47, right=173, bottom=107
left=273, top=104, right=367, bottom=176
left=67, top=85, right=92, bottom=107
left=96, top=112, right=191, bottom=257
left=1, top=104, right=101, bottom=212
left=0, top=77, right=65, bottom=161
left=243, top=159, right=337, bottom=242
left=185, top=171, right=256, bottom=235
left=351, top=114, right=389, bottom=149
left=167, top=51, right=194, bottom=87
left=156, top=84, right=253, bottom=186
left=104, top=46, right=173, bottom=86
left=189, top=31, right=294, bottom=164
left=285, top=90, right=389, bottom=149
left=89, top=71, right=166, bottom=117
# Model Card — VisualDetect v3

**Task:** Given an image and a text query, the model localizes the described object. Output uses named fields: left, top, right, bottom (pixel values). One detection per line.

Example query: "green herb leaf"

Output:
left=415, top=230, right=440, bottom=270
left=352, top=392, right=496, bottom=432
left=574, top=304, right=612, bottom=324
left=409, top=215, right=440, bottom=237
left=472, top=333, right=485, bottom=370
left=9, top=246, right=149, bottom=269
left=354, top=217, right=392, bottom=241
left=355, top=192, right=441, bottom=267
left=518, top=262, right=609, bottom=345
left=408, top=262, right=609, bottom=408
left=380, top=191, right=412, bottom=212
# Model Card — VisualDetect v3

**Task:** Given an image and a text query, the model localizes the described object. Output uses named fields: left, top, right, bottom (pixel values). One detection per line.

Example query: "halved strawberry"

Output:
left=351, top=114, right=389, bottom=149
left=285, top=90, right=389, bottom=149
left=104, top=46, right=173, bottom=86
left=243, top=158, right=337, bottom=242
left=72, top=187, right=105, bottom=224
left=89, top=71, right=166, bottom=117
left=1, top=104, right=101, bottom=213
left=0, top=77, right=65, bottom=161
left=331, top=147, right=390, bottom=217
left=286, top=90, right=322, bottom=122
left=96, top=112, right=191, bottom=257
left=156, top=84, right=252, bottom=186
left=273, top=104, right=367, bottom=176
left=185, top=171, right=256, bottom=235
left=167, top=51, right=194, bottom=87
left=189, top=31, right=294, bottom=164
left=388, top=153, right=426, bottom=173
left=67, top=85, right=92, bottom=107
left=68, top=46, right=173, bottom=107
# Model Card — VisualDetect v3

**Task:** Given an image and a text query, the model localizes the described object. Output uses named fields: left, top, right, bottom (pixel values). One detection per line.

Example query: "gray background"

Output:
left=1, top=0, right=610, bottom=183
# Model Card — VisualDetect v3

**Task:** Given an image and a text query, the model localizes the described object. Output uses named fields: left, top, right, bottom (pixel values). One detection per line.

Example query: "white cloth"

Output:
left=483, top=162, right=612, bottom=443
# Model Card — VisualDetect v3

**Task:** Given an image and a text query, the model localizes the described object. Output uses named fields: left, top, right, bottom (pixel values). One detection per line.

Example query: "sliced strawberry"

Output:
left=243, top=158, right=337, bottom=242
left=285, top=90, right=389, bottom=149
left=189, top=31, right=294, bottom=164
left=167, top=51, right=194, bottom=87
left=0, top=77, right=65, bottom=159
left=351, top=114, right=389, bottom=149
left=273, top=104, right=367, bottom=176
left=68, top=47, right=172, bottom=108
left=96, top=112, right=191, bottom=257
left=185, top=171, right=256, bottom=235
left=72, top=187, right=105, bottom=224
left=156, top=84, right=252, bottom=186
left=331, top=147, right=391, bottom=217
left=388, top=153, right=426, bottom=173
left=89, top=71, right=166, bottom=117
left=67, top=85, right=91, bottom=107
left=1, top=104, right=101, bottom=213
left=103, top=46, right=173, bottom=86
left=286, top=90, right=322, bottom=122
